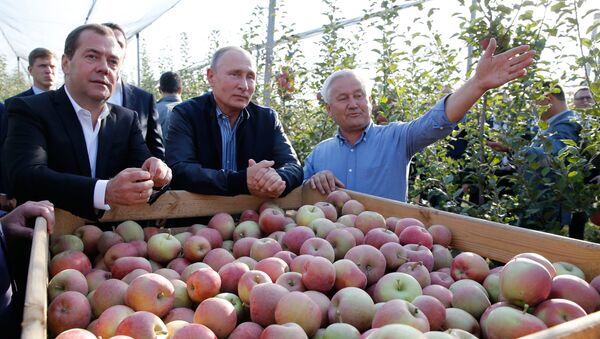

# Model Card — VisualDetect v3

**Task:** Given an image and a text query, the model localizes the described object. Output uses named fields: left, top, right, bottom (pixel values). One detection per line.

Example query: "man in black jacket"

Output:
left=166, top=46, right=303, bottom=198
left=104, top=23, right=165, bottom=160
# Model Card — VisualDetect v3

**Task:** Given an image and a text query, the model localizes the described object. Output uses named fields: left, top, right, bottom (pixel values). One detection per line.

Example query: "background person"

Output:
left=157, top=71, right=183, bottom=141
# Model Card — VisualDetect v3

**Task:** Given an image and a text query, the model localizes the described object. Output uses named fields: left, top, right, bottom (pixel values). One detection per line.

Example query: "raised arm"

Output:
left=446, top=38, right=536, bottom=122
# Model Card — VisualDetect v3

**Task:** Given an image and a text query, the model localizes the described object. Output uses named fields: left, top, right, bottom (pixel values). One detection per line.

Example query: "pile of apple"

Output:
left=46, top=190, right=600, bottom=339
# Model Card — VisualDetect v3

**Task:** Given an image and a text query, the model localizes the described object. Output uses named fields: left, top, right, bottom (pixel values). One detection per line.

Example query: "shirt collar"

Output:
left=215, top=105, right=243, bottom=126
left=335, top=121, right=373, bottom=145
left=107, top=78, right=124, bottom=106
left=31, top=85, right=48, bottom=95
left=546, top=109, right=570, bottom=125
left=64, top=85, right=111, bottom=121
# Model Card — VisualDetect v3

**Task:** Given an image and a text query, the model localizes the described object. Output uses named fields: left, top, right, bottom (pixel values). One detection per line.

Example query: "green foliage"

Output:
left=0, top=55, right=29, bottom=101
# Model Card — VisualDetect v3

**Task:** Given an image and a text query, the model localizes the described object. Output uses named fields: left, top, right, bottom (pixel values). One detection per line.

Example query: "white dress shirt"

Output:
left=64, top=86, right=111, bottom=210
left=107, top=78, right=124, bottom=106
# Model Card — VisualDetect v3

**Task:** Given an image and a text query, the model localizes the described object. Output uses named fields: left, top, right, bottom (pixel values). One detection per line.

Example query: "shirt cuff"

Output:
left=431, top=94, right=465, bottom=129
left=94, top=180, right=111, bottom=210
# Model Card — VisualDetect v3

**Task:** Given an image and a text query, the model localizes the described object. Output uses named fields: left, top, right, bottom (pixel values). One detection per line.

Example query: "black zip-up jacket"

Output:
left=166, top=92, right=303, bottom=197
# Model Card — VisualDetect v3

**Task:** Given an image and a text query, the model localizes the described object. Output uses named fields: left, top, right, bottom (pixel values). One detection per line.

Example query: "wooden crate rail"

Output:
left=22, top=185, right=600, bottom=339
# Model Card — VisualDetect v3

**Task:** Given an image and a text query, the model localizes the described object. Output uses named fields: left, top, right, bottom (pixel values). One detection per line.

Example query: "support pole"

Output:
left=136, top=33, right=141, bottom=87
left=263, top=0, right=277, bottom=106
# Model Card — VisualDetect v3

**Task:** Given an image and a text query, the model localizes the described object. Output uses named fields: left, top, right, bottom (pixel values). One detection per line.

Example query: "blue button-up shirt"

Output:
left=216, top=107, right=242, bottom=171
left=303, top=96, right=458, bottom=202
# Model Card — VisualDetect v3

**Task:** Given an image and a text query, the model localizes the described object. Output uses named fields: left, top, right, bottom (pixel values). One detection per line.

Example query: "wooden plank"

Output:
left=521, top=311, right=600, bottom=339
left=304, top=187, right=600, bottom=280
left=21, top=217, right=48, bottom=339
left=53, top=188, right=304, bottom=236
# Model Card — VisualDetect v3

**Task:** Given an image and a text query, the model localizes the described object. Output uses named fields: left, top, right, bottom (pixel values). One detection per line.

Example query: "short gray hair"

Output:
left=320, top=69, right=370, bottom=104
left=210, top=46, right=254, bottom=71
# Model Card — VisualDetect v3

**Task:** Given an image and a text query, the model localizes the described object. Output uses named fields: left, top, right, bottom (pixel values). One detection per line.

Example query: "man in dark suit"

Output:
left=103, top=23, right=165, bottom=160
left=11, top=47, right=58, bottom=99
left=3, top=23, right=171, bottom=221
left=167, top=46, right=303, bottom=198
left=1, top=48, right=58, bottom=206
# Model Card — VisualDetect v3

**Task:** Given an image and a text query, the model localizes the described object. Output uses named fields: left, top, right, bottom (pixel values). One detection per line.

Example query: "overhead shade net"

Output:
left=0, top=0, right=181, bottom=64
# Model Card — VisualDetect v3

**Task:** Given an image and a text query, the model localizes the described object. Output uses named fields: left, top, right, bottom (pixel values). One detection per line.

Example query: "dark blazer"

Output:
left=166, top=92, right=303, bottom=197
left=1, top=88, right=35, bottom=196
left=2, top=86, right=151, bottom=220
left=122, top=82, right=165, bottom=160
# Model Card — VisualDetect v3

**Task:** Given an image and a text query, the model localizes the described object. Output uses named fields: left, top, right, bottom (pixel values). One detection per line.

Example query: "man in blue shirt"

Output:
left=304, top=38, right=536, bottom=202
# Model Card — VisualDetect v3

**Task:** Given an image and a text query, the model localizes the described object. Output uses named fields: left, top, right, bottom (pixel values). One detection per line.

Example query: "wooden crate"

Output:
left=22, top=185, right=600, bottom=338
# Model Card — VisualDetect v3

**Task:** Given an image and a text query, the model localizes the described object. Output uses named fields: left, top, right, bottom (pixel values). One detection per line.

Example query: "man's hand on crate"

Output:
left=0, top=200, right=54, bottom=238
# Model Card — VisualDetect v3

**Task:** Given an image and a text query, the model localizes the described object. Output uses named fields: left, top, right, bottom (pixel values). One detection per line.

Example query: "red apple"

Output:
left=208, top=212, right=236, bottom=241
left=233, top=220, right=262, bottom=241
left=426, top=224, right=452, bottom=247
left=430, top=271, right=454, bottom=289
left=229, top=322, right=263, bottom=339
left=500, top=257, right=552, bottom=307
left=354, top=211, right=386, bottom=235
left=451, top=251, right=489, bottom=283
left=240, top=209, right=260, bottom=222
left=533, top=298, right=587, bottom=327
left=326, top=228, right=356, bottom=260
left=422, top=284, right=453, bottom=308
left=304, top=290, right=330, bottom=328
left=249, top=282, right=289, bottom=327
left=259, top=208, right=288, bottom=234
left=250, top=237, right=282, bottom=261
left=91, top=278, right=128, bottom=317
left=143, top=227, right=160, bottom=242
left=299, top=237, right=335, bottom=262
left=326, top=190, right=351, bottom=213
left=194, top=227, right=224, bottom=249
left=103, top=242, right=138, bottom=269
left=186, top=267, right=221, bottom=303
left=403, top=244, right=434, bottom=272
left=314, top=201, right=338, bottom=221
left=55, top=328, right=97, bottom=339
left=275, top=271, right=305, bottom=292
left=364, top=227, right=399, bottom=249
left=48, top=291, right=92, bottom=337
left=273, top=250, right=296, bottom=266
left=371, top=299, right=430, bottom=332
left=341, top=199, right=365, bottom=215
left=48, top=268, right=88, bottom=301
left=301, top=256, right=336, bottom=292
left=336, top=214, right=357, bottom=228
left=85, top=269, right=111, bottom=292
left=147, top=233, right=182, bottom=264
left=398, top=261, right=431, bottom=288
left=94, top=304, right=134, bottom=339
left=411, top=295, right=446, bottom=331
left=194, top=297, right=237, bottom=338
left=163, top=307, right=195, bottom=323
left=275, top=291, right=322, bottom=337
left=219, top=261, right=250, bottom=293
left=50, top=250, right=92, bottom=277
left=74, top=225, right=103, bottom=257
left=344, top=244, right=386, bottom=286
left=97, top=231, right=124, bottom=254
left=203, top=247, right=236, bottom=271
left=333, top=258, right=367, bottom=290
left=255, top=257, right=289, bottom=282
left=282, top=225, right=315, bottom=254
left=260, top=323, right=308, bottom=339
left=232, top=237, right=256, bottom=258
left=238, top=269, right=272, bottom=305
left=114, top=311, right=168, bottom=339
left=484, top=306, right=547, bottom=338
left=122, top=268, right=151, bottom=284
left=380, top=242, right=408, bottom=271
left=549, top=274, right=600, bottom=313
left=443, top=308, right=480, bottom=337
left=328, top=287, right=375, bottom=333
left=172, top=323, right=217, bottom=339
left=115, top=220, right=144, bottom=242
left=183, top=235, right=211, bottom=262
left=125, top=273, right=175, bottom=317
left=111, top=256, right=152, bottom=280
left=399, top=225, right=433, bottom=248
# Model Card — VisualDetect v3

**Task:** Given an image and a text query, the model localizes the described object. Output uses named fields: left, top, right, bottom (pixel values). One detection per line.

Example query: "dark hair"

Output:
left=64, top=24, right=114, bottom=59
left=102, top=22, right=127, bottom=48
left=28, top=48, right=56, bottom=66
left=159, top=71, right=182, bottom=93
left=542, top=81, right=565, bottom=102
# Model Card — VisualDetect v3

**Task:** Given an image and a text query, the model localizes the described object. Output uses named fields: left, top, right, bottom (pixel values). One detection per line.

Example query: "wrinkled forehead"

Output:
left=330, top=74, right=367, bottom=95
left=215, top=49, right=256, bottom=72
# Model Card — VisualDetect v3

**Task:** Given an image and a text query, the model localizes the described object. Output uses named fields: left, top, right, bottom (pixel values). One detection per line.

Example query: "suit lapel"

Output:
left=96, top=106, right=117, bottom=179
left=121, top=82, right=135, bottom=109
left=53, top=87, right=91, bottom=176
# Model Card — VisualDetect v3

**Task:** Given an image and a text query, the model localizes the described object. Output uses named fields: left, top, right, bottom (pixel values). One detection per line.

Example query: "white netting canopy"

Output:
left=0, top=0, right=181, bottom=67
